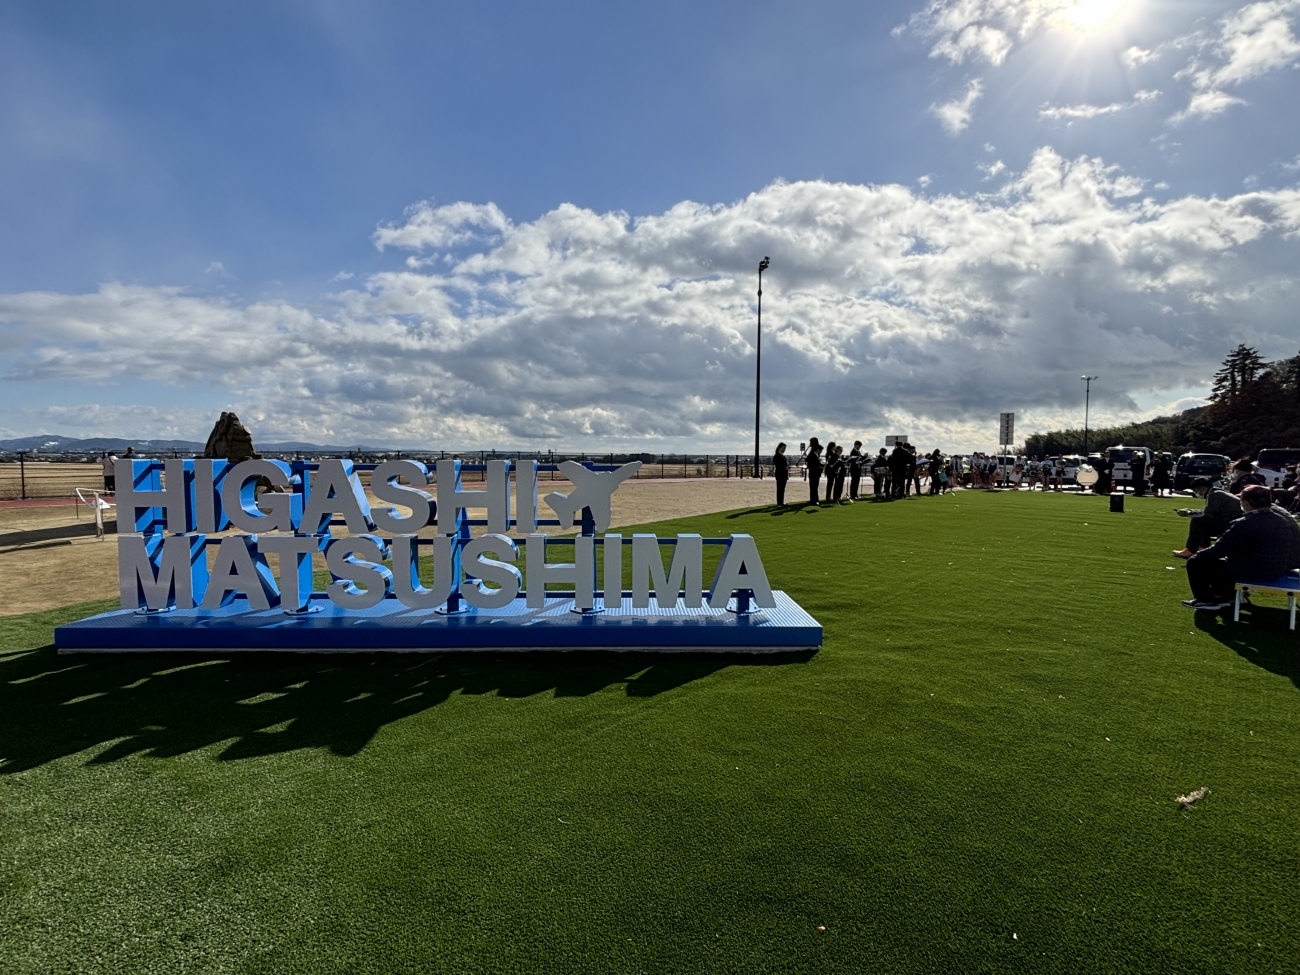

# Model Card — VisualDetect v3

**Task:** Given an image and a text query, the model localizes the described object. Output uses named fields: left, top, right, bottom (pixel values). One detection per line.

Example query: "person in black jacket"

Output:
left=872, top=448, right=889, bottom=497
left=1184, top=486, right=1300, bottom=609
left=1227, top=459, right=1266, bottom=494
left=928, top=449, right=943, bottom=495
left=888, top=444, right=908, bottom=499
left=825, top=443, right=843, bottom=503
left=774, top=443, right=789, bottom=506
left=805, top=438, right=823, bottom=504
left=847, top=441, right=863, bottom=500
left=1173, top=478, right=1243, bottom=558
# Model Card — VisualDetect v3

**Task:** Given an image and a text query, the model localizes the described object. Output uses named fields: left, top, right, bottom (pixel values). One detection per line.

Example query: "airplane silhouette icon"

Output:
left=543, top=461, right=642, bottom=532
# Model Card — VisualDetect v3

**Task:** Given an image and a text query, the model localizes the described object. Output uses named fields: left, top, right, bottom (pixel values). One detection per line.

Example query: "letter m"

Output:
left=631, top=534, right=703, bottom=609
left=118, top=534, right=208, bottom=611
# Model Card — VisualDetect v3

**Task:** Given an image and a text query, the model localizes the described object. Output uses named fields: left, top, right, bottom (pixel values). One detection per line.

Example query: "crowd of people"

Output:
left=772, top=436, right=1300, bottom=615
left=772, top=439, right=958, bottom=506
left=769, top=441, right=1100, bottom=505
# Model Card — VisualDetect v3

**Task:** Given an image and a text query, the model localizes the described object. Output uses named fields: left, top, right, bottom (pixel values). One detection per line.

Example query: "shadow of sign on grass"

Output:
left=1195, top=607, right=1300, bottom=690
left=0, top=646, right=812, bottom=773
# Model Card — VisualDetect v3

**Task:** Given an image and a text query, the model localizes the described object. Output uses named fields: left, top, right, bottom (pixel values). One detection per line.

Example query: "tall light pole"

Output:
left=753, top=256, right=770, bottom=478
left=1080, top=375, right=1098, bottom=455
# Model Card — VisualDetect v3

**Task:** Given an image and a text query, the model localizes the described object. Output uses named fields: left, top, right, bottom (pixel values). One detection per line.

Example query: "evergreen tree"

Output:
left=1211, top=344, right=1265, bottom=402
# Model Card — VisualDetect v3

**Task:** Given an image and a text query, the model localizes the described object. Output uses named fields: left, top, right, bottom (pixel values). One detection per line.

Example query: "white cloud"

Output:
left=979, top=159, right=1007, bottom=179
left=932, top=80, right=984, bottom=134
left=2, top=150, right=1300, bottom=451
left=903, top=1, right=1085, bottom=66
left=1174, top=0, right=1300, bottom=120
left=931, top=24, right=1013, bottom=66
left=1174, top=88, right=1247, bottom=120
left=1124, top=45, right=1159, bottom=67
left=373, top=201, right=511, bottom=250
left=1039, top=89, right=1160, bottom=119
left=1040, top=101, right=1126, bottom=120
left=1283, top=153, right=1300, bottom=171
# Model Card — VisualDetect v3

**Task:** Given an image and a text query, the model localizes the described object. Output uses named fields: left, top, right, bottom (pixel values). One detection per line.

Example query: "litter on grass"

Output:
left=1176, top=787, right=1210, bottom=809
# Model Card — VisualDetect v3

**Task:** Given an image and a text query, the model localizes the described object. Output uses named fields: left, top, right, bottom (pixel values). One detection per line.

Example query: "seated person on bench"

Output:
left=1173, top=478, right=1243, bottom=559
left=1183, top=486, right=1300, bottom=611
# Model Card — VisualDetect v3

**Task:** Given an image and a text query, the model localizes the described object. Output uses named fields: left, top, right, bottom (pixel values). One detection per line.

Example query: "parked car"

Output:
left=1174, top=452, right=1231, bottom=491
left=1255, top=448, right=1300, bottom=488
left=1107, top=445, right=1152, bottom=488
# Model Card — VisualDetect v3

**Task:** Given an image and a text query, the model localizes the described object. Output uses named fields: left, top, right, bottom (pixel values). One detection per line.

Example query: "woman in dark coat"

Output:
left=824, top=443, right=841, bottom=504
left=831, top=444, right=848, bottom=502
left=805, top=438, right=824, bottom=504
left=774, top=442, right=789, bottom=506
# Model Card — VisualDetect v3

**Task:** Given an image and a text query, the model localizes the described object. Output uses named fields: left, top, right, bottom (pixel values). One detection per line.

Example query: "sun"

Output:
left=1051, top=0, right=1128, bottom=34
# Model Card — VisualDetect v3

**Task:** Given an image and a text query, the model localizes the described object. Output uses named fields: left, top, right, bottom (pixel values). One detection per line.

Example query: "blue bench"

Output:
left=1234, top=570, right=1300, bottom=630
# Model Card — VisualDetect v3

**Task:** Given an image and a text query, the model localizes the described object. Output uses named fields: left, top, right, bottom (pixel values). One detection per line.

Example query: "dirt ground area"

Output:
left=0, top=477, right=780, bottom=615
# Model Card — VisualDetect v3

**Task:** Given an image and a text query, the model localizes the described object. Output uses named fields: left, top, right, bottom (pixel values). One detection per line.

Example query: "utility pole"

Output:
left=753, top=256, right=770, bottom=478
left=1081, top=376, right=1098, bottom=455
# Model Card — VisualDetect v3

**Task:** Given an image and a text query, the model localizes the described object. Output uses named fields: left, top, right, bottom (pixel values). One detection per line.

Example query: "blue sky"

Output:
left=1, top=0, right=1298, bottom=450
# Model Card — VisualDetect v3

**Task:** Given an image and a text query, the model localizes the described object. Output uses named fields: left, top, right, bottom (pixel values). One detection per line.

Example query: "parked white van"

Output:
left=1107, top=446, right=1152, bottom=486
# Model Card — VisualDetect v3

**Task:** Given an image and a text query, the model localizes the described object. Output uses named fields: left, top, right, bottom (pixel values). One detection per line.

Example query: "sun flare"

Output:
left=1051, top=0, right=1128, bottom=34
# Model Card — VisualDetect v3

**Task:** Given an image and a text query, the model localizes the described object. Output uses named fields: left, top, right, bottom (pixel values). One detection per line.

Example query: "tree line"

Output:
left=1024, top=345, right=1300, bottom=459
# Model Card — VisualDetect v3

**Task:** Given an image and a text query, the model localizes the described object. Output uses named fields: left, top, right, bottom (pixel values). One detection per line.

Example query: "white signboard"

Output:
left=998, top=412, right=1015, bottom=446
left=885, top=435, right=908, bottom=446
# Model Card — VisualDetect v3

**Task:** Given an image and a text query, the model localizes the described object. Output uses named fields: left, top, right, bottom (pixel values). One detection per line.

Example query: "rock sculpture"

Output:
left=202, top=412, right=260, bottom=463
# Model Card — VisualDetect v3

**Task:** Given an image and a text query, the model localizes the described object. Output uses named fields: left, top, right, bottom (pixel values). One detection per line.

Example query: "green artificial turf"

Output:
left=1, top=491, right=1297, bottom=974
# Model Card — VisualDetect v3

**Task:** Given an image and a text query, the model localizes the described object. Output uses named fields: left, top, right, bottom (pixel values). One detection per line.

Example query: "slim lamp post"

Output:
left=1081, top=375, right=1098, bottom=455
left=753, top=256, right=770, bottom=478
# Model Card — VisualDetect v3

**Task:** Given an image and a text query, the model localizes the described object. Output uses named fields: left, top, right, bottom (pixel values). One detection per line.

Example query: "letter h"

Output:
left=116, top=458, right=191, bottom=534
left=436, top=459, right=511, bottom=534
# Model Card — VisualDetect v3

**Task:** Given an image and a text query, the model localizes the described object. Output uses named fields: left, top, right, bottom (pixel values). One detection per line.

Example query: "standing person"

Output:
left=907, top=444, right=922, bottom=497
left=774, top=443, right=789, bottom=506
left=848, top=441, right=864, bottom=500
left=873, top=448, right=889, bottom=498
left=825, top=444, right=844, bottom=503
left=101, top=451, right=118, bottom=493
left=1094, top=454, right=1112, bottom=494
left=889, top=443, right=908, bottom=499
left=805, top=438, right=824, bottom=505
left=1131, top=454, right=1149, bottom=496
left=1151, top=452, right=1174, bottom=497
left=928, top=450, right=943, bottom=495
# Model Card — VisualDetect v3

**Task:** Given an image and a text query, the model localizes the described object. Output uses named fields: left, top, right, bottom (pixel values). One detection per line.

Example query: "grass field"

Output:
left=2, top=491, right=1297, bottom=974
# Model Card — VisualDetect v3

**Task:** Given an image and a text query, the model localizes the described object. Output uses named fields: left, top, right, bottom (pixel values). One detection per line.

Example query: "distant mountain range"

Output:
left=0, top=435, right=403, bottom=454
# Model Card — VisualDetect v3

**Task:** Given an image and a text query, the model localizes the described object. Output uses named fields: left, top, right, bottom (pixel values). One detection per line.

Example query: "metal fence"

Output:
left=0, top=453, right=776, bottom=501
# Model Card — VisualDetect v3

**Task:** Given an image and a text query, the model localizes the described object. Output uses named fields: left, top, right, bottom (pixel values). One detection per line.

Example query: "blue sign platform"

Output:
left=55, top=591, right=822, bottom=654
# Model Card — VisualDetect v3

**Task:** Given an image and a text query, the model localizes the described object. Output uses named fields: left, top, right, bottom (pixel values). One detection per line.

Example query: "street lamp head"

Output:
left=759, top=257, right=770, bottom=272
